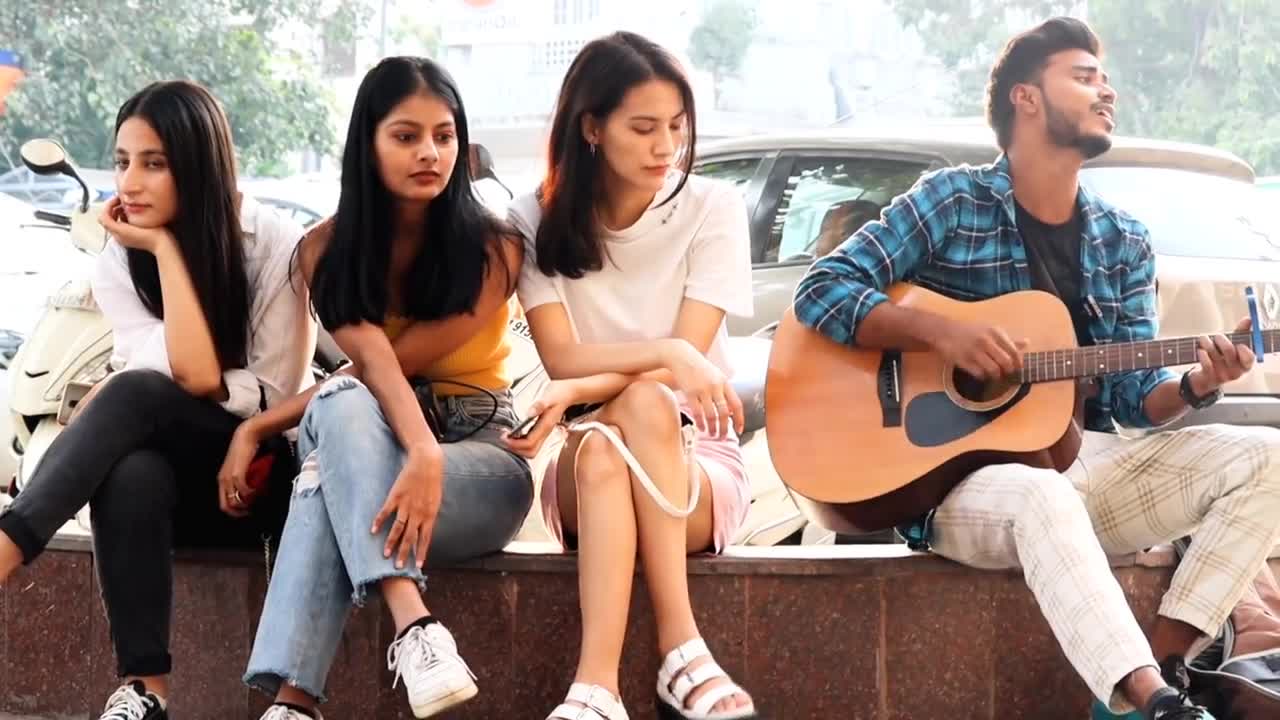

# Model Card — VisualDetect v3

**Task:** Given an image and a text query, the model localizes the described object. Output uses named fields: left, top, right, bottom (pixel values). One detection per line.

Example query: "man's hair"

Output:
left=986, top=16, right=1102, bottom=150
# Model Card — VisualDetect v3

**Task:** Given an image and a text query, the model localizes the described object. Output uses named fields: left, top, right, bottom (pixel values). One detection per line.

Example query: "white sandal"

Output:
left=656, top=638, right=757, bottom=720
left=547, top=682, right=629, bottom=720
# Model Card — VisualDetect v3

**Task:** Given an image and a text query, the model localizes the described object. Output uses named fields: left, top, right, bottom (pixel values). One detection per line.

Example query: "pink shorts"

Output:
left=540, top=419, right=751, bottom=555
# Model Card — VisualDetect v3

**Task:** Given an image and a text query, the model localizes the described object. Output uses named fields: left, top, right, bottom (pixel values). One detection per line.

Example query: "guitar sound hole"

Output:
left=951, top=369, right=1018, bottom=404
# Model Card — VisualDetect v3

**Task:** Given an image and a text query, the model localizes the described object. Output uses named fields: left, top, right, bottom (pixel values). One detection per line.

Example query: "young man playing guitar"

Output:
left=791, top=16, right=1280, bottom=720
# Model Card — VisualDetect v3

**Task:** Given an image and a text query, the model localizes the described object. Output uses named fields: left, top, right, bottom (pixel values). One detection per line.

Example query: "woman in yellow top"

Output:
left=218, top=57, right=531, bottom=720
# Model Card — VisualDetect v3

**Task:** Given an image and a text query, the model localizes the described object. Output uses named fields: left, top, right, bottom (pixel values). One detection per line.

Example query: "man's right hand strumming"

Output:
left=931, top=319, right=1025, bottom=381
left=856, top=302, right=1025, bottom=382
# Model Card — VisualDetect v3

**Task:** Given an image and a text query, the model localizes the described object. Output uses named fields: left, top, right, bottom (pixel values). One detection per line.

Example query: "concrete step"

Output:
left=4, top=537, right=1255, bottom=719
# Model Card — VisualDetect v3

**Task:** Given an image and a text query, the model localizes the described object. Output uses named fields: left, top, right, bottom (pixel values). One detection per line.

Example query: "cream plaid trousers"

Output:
left=928, top=423, right=1280, bottom=712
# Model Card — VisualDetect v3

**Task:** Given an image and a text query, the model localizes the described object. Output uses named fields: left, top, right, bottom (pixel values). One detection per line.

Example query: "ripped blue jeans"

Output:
left=243, top=376, right=532, bottom=700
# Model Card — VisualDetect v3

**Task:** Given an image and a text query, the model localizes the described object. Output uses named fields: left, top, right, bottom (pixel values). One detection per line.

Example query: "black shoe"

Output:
left=99, top=681, right=167, bottom=720
left=1145, top=686, right=1217, bottom=720
left=1161, top=655, right=1193, bottom=692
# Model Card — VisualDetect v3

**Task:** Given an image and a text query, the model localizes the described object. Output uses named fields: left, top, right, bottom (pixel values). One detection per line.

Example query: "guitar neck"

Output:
left=1019, top=328, right=1280, bottom=383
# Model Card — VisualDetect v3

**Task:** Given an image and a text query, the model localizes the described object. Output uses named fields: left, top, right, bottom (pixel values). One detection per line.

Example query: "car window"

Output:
left=286, top=207, right=323, bottom=228
left=693, top=157, right=762, bottom=198
left=1081, top=167, right=1280, bottom=261
left=763, top=157, right=928, bottom=264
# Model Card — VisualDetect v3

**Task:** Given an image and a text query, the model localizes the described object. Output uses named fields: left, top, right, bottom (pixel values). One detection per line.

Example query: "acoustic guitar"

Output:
left=764, top=283, right=1279, bottom=535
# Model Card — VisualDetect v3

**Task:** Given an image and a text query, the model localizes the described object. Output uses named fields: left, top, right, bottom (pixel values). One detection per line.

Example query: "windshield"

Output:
left=1081, top=167, right=1280, bottom=261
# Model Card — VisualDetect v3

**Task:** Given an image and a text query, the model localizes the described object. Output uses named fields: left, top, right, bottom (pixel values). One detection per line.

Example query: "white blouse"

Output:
left=90, top=196, right=317, bottom=418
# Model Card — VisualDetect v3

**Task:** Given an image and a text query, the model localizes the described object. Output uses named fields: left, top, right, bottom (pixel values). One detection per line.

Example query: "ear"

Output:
left=580, top=114, right=601, bottom=147
left=1010, top=83, right=1039, bottom=116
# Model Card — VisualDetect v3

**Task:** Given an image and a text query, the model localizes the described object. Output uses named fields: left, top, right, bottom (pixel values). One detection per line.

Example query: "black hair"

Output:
left=986, top=16, right=1103, bottom=150
left=309, top=56, right=509, bottom=330
left=535, top=31, right=697, bottom=278
left=115, top=80, right=250, bottom=368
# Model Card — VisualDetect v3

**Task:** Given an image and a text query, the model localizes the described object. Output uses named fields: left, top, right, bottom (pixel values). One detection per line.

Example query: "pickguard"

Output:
left=904, top=385, right=1032, bottom=447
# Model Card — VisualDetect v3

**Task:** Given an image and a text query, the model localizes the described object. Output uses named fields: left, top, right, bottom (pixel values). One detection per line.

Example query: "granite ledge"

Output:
left=46, top=532, right=1194, bottom=575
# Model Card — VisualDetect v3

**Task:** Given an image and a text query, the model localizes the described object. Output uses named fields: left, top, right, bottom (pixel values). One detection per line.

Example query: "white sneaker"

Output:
left=259, top=704, right=323, bottom=720
left=99, top=682, right=166, bottom=720
left=387, top=622, right=479, bottom=718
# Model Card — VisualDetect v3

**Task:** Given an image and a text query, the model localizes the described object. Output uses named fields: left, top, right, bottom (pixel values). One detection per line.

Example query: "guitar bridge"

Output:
left=878, top=351, right=902, bottom=427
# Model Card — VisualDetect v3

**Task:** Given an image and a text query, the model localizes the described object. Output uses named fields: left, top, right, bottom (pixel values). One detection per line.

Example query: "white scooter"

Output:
left=6, top=139, right=113, bottom=515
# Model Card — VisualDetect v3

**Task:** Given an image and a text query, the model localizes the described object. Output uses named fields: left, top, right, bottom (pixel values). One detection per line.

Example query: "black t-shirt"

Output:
left=1015, top=200, right=1090, bottom=346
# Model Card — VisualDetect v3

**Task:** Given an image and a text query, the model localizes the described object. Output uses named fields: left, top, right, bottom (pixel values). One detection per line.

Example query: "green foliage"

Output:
left=688, top=0, right=759, bottom=108
left=0, top=0, right=369, bottom=176
left=888, top=0, right=1280, bottom=173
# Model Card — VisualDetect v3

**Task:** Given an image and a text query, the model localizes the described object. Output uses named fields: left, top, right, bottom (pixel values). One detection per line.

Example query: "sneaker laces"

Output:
left=386, top=625, right=476, bottom=690
left=1153, top=694, right=1214, bottom=720
left=260, top=706, right=309, bottom=720
left=100, top=685, right=152, bottom=720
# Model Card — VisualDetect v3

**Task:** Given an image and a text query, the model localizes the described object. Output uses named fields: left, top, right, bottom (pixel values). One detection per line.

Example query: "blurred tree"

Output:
left=888, top=0, right=1280, bottom=174
left=389, top=13, right=441, bottom=59
left=0, top=0, right=371, bottom=176
left=688, top=0, right=759, bottom=109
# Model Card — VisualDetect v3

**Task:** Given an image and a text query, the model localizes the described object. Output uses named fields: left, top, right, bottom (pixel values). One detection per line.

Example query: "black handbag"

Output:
left=1174, top=538, right=1280, bottom=719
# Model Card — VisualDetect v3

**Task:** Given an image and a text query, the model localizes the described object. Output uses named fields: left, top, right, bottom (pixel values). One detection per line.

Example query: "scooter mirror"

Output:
left=470, top=143, right=496, bottom=181
left=469, top=143, right=513, bottom=199
left=20, top=138, right=90, bottom=213
left=19, top=138, right=69, bottom=175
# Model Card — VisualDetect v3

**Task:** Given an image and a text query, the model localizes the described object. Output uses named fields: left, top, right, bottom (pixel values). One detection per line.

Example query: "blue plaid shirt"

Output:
left=792, top=157, right=1177, bottom=545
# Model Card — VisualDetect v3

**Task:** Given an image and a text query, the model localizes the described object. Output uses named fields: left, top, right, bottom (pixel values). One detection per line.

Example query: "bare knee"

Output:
left=573, top=425, right=629, bottom=493
left=606, top=379, right=681, bottom=436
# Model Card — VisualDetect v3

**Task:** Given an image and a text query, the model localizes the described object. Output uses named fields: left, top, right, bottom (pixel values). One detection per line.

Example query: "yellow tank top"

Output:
left=383, top=298, right=513, bottom=396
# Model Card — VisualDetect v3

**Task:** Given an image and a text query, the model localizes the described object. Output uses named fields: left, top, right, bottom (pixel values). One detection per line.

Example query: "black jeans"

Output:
left=0, top=370, right=291, bottom=677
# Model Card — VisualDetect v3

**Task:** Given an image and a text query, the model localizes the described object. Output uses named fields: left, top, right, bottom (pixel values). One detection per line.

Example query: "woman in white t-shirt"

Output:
left=504, top=31, right=756, bottom=720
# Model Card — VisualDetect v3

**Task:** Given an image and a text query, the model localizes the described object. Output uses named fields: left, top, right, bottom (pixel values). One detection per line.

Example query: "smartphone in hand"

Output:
left=509, top=414, right=539, bottom=439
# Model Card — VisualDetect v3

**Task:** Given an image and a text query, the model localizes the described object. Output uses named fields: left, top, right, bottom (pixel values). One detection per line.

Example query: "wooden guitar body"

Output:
left=764, top=285, right=1083, bottom=534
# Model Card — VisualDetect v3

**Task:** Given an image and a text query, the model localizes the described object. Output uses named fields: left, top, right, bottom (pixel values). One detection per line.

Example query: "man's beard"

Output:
left=1044, top=97, right=1112, bottom=159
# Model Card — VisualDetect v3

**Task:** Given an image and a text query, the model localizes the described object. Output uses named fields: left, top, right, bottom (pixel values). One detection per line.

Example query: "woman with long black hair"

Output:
left=0, top=80, right=316, bottom=720
left=235, top=57, right=531, bottom=720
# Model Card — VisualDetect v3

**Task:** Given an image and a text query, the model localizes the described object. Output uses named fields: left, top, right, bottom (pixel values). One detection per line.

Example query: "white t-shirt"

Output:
left=509, top=172, right=753, bottom=376
left=91, top=195, right=317, bottom=418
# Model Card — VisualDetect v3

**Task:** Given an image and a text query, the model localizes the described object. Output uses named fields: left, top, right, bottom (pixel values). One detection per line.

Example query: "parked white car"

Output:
left=694, top=125, right=1280, bottom=419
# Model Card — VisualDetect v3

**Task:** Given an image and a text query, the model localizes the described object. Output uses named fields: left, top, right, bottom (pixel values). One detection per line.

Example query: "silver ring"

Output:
left=230, top=489, right=243, bottom=504
left=715, top=401, right=729, bottom=408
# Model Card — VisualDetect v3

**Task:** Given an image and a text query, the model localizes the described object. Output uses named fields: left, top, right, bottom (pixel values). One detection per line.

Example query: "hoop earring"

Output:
left=589, top=143, right=597, bottom=157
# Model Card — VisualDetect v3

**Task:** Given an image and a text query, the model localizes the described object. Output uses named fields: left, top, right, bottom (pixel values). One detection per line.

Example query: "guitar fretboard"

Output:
left=1018, top=329, right=1279, bottom=383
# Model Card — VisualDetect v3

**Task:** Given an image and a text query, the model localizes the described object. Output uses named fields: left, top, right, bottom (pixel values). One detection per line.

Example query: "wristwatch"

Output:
left=1180, top=370, right=1223, bottom=410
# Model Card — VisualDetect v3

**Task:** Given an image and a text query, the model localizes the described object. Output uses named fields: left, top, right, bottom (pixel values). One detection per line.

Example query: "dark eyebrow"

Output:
left=628, top=111, right=687, bottom=123
left=114, top=148, right=165, bottom=157
left=1072, top=64, right=1109, bottom=84
left=433, top=120, right=456, bottom=131
left=386, top=119, right=424, bottom=130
